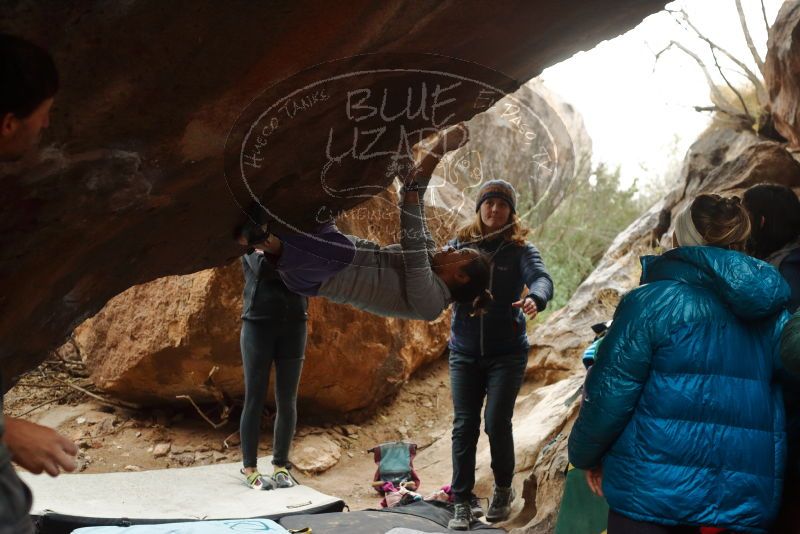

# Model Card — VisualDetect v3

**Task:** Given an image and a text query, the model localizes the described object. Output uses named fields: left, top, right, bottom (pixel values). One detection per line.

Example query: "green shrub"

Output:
left=526, top=164, right=646, bottom=322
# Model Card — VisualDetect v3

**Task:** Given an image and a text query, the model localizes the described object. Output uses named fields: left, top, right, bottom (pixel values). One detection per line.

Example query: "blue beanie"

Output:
left=475, top=180, right=516, bottom=214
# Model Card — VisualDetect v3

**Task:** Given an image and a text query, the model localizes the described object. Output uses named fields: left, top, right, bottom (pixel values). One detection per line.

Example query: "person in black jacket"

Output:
left=1, top=33, right=78, bottom=534
left=239, top=251, right=308, bottom=490
left=446, top=180, right=554, bottom=530
left=743, top=183, right=800, bottom=533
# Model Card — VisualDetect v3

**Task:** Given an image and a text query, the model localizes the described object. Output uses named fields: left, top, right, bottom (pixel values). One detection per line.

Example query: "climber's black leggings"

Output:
left=240, top=319, right=306, bottom=468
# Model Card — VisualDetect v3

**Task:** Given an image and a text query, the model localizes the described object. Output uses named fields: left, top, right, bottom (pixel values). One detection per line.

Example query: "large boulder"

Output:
left=766, top=0, right=800, bottom=149
left=75, top=186, right=465, bottom=414
left=434, top=78, right=593, bottom=227
left=0, top=1, right=669, bottom=386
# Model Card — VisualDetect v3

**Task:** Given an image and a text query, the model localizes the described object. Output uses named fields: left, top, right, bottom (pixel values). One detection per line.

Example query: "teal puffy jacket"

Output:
left=568, top=246, right=789, bottom=532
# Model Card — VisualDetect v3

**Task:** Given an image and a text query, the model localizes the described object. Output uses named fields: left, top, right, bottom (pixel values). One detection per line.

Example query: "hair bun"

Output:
left=724, top=195, right=743, bottom=210
left=691, top=193, right=751, bottom=251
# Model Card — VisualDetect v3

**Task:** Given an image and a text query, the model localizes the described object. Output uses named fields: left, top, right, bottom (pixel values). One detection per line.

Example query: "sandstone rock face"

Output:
left=527, top=125, right=800, bottom=385
left=0, top=1, right=669, bottom=385
left=76, top=188, right=464, bottom=414
left=766, top=0, right=800, bottom=149
left=436, top=78, right=593, bottom=227
left=292, top=434, right=342, bottom=474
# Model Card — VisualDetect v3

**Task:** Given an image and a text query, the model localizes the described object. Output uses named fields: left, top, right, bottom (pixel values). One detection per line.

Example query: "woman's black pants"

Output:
left=449, top=350, right=527, bottom=503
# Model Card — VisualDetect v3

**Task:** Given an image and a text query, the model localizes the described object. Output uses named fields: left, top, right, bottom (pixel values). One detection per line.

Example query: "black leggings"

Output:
left=239, top=319, right=306, bottom=468
left=608, top=511, right=728, bottom=534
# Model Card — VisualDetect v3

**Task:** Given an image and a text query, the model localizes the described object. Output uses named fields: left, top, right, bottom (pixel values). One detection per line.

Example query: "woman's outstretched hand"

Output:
left=512, top=296, right=538, bottom=319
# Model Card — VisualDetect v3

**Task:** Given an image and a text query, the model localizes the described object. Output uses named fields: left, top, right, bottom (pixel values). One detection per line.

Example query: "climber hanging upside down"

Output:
left=236, top=123, right=493, bottom=321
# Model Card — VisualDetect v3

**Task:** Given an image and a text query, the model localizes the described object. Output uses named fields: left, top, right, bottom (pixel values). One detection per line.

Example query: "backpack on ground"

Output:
left=368, top=441, right=420, bottom=494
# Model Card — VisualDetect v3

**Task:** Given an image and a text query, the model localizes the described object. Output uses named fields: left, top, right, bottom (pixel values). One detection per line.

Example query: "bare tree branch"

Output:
left=735, top=0, right=766, bottom=77
left=761, top=0, right=771, bottom=36
left=14, top=393, right=74, bottom=418
left=175, top=365, right=231, bottom=430
left=709, top=45, right=751, bottom=119
left=692, top=106, right=752, bottom=125
left=668, top=7, right=767, bottom=105
left=51, top=376, right=141, bottom=410
left=655, top=41, right=745, bottom=119
left=176, top=394, right=229, bottom=429
left=694, top=106, right=726, bottom=113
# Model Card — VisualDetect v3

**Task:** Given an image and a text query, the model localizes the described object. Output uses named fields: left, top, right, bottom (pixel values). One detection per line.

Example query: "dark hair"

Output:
left=0, top=33, right=59, bottom=118
left=691, top=194, right=751, bottom=251
left=742, top=183, right=800, bottom=259
left=448, top=251, right=494, bottom=315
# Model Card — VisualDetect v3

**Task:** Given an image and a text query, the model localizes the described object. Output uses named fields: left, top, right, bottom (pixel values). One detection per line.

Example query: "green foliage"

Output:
left=526, top=164, right=645, bottom=321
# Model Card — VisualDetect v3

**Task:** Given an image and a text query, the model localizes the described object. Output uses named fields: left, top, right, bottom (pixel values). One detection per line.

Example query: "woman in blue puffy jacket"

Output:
left=446, top=180, right=554, bottom=530
left=568, top=194, right=789, bottom=533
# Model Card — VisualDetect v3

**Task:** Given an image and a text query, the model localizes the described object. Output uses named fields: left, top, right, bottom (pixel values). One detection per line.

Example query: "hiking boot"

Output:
left=469, top=494, right=484, bottom=518
left=272, top=465, right=298, bottom=489
left=448, top=501, right=474, bottom=531
left=486, top=485, right=515, bottom=522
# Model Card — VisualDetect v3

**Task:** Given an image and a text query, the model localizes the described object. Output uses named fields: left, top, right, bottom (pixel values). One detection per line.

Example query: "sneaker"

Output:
left=272, top=465, right=298, bottom=488
left=448, top=501, right=474, bottom=531
left=241, top=468, right=274, bottom=490
left=486, top=485, right=515, bottom=523
left=469, top=494, right=485, bottom=518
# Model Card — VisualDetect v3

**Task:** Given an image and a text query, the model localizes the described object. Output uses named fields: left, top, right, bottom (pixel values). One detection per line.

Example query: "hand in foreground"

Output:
left=512, top=296, right=538, bottom=319
left=3, top=417, right=78, bottom=476
left=585, top=466, right=604, bottom=498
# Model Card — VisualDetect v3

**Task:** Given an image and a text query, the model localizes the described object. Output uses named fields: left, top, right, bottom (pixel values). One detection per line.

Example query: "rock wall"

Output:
left=526, top=126, right=800, bottom=387
left=767, top=0, right=800, bottom=149
left=75, top=186, right=465, bottom=414
left=0, top=1, right=669, bottom=385
left=448, top=78, right=594, bottom=227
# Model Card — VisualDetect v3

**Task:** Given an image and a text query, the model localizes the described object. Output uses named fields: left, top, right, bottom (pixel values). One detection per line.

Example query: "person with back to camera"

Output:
left=238, top=123, right=494, bottom=322
left=238, top=249, right=308, bottom=490
left=569, top=194, right=789, bottom=533
left=743, top=183, right=800, bottom=311
left=444, top=179, right=554, bottom=530
left=744, top=183, right=800, bottom=532
left=0, top=33, right=79, bottom=534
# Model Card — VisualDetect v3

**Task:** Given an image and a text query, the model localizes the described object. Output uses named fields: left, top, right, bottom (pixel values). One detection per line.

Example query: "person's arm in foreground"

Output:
left=568, top=291, right=653, bottom=483
left=400, top=180, right=445, bottom=322
left=3, top=417, right=77, bottom=476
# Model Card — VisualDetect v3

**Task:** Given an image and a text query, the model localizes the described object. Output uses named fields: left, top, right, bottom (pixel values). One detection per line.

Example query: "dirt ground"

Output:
left=4, top=353, right=463, bottom=511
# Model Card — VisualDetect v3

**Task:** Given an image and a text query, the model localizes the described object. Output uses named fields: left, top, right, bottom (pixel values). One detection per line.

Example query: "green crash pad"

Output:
left=554, top=465, right=608, bottom=534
